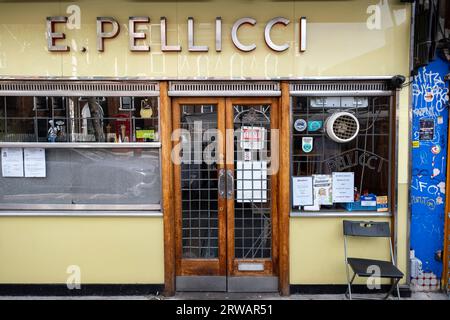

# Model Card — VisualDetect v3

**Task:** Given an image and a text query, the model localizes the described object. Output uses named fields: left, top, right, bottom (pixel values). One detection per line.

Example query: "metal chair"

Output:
left=343, top=220, right=403, bottom=300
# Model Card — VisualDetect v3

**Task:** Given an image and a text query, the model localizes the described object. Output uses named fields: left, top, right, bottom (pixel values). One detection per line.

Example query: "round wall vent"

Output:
left=325, top=112, right=360, bottom=143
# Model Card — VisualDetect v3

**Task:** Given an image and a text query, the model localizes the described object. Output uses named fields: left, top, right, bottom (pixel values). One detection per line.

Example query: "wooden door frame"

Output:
left=161, top=88, right=291, bottom=296
left=225, top=97, right=280, bottom=277
left=171, top=97, right=227, bottom=277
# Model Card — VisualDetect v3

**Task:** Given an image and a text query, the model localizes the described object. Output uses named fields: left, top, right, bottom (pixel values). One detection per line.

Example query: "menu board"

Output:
left=332, top=172, right=354, bottom=203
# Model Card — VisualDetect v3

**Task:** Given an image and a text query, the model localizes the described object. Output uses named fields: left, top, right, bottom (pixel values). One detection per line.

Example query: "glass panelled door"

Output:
left=173, top=97, right=279, bottom=292
left=173, top=98, right=227, bottom=283
left=226, top=98, right=278, bottom=278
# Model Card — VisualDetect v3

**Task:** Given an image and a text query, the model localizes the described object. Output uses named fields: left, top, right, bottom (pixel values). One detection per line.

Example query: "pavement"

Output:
left=0, top=291, right=448, bottom=300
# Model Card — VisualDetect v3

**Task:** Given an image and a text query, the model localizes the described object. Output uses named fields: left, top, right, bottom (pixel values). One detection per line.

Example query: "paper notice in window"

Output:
left=332, top=172, right=354, bottom=203
left=240, top=126, right=265, bottom=150
left=292, top=177, right=313, bottom=206
left=24, top=148, right=46, bottom=178
left=1, top=148, right=24, bottom=177
left=236, top=161, right=267, bottom=203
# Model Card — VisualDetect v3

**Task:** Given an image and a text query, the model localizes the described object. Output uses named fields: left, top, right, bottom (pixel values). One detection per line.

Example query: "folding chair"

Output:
left=343, top=220, right=403, bottom=300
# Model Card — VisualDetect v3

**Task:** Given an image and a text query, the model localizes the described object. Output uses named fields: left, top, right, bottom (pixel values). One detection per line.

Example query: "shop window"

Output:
left=291, top=95, right=393, bottom=214
left=0, top=95, right=161, bottom=210
left=0, top=96, right=159, bottom=143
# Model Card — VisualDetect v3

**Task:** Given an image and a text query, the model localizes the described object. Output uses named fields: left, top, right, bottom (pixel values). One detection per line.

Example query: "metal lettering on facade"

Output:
left=45, top=16, right=307, bottom=53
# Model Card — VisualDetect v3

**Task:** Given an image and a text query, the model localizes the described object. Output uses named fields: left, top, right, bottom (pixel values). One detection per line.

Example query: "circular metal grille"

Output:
left=332, top=114, right=359, bottom=140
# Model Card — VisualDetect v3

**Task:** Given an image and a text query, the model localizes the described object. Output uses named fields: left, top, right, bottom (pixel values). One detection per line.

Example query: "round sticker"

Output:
left=431, top=145, right=441, bottom=155
left=308, top=120, right=323, bottom=132
left=294, top=119, right=307, bottom=132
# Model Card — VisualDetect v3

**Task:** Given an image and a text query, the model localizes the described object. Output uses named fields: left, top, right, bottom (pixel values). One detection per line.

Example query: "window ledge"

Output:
left=0, top=211, right=163, bottom=217
left=290, top=211, right=392, bottom=218
left=0, top=142, right=161, bottom=149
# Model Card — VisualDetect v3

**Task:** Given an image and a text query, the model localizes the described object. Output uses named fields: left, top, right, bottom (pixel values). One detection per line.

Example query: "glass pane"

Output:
left=233, top=104, right=272, bottom=259
left=0, top=96, right=159, bottom=143
left=0, top=148, right=161, bottom=206
left=180, top=104, right=219, bottom=259
left=291, top=96, right=391, bottom=213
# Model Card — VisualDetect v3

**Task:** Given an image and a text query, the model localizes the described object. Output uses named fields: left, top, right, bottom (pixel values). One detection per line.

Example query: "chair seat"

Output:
left=347, top=258, right=404, bottom=279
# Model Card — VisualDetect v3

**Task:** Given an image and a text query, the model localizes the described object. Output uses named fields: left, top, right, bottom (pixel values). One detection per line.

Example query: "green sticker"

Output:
left=136, top=130, right=155, bottom=140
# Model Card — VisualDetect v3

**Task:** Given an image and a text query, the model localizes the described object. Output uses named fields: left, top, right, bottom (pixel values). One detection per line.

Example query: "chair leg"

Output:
left=383, top=278, right=401, bottom=300
left=345, top=273, right=356, bottom=300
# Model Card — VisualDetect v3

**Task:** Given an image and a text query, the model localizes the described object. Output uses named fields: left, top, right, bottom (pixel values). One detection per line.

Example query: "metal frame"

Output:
left=0, top=142, right=161, bottom=149
left=289, top=81, right=394, bottom=97
left=0, top=204, right=161, bottom=211
left=290, top=211, right=392, bottom=218
left=168, top=81, right=281, bottom=97
left=0, top=210, right=162, bottom=217
left=0, top=80, right=160, bottom=97
left=343, top=229, right=401, bottom=300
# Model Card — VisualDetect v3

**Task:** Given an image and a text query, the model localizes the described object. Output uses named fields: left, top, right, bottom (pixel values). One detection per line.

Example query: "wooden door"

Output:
left=225, top=98, right=279, bottom=278
left=173, top=98, right=227, bottom=279
left=173, top=97, right=279, bottom=291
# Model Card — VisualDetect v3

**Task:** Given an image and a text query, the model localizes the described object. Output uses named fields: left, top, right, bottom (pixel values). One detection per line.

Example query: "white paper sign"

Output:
left=313, top=174, right=333, bottom=205
left=292, top=176, right=313, bottom=206
left=240, top=126, right=265, bottom=150
left=236, top=161, right=267, bottom=203
left=24, top=148, right=46, bottom=178
left=1, top=148, right=24, bottom=177
left=332, top=172, right=354, bottom=203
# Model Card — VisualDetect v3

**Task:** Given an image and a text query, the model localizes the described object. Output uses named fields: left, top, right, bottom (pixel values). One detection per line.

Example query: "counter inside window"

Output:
left=290, top=95, right=393, bottom=216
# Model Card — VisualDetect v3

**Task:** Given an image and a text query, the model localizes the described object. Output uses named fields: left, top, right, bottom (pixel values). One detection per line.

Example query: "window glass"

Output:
left=0, top=96, right=159, bottom=143
left=0, top=148, right=161, bottom=206
left=291, top=96, right=391, bottom=213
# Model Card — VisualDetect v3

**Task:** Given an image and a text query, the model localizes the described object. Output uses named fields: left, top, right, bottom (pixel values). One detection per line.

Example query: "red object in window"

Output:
left=112, top=113, right=131, bottom=142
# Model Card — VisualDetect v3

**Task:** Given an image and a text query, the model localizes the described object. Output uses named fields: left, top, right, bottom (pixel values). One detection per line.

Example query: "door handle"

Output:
left=218, top=168, right=226, bottom=199
left=226, top=169, right=234, bottom=199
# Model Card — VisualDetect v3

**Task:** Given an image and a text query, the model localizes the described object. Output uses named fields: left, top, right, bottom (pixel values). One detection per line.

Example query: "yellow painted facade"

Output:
left=0, top=0, right=410, bottom=79
left=0, top=217, right=164, bottom=284
left=0, top=0, right=411, bottom=286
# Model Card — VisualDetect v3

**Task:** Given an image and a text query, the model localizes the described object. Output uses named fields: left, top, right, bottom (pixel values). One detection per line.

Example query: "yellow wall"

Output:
left=0, top=0, right=411, bottom=286
left=290, top=217, right=392, bottom=285
left=0, top=0, right=410, bottom=79
left=0, top=217, right=164, bottom=284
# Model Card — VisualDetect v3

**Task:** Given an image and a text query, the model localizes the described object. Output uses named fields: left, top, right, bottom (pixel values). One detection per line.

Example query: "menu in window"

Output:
left=292, top=176, right=314, bottom=206
left=1, top=148, right=24, bottom=177
left=332, top=172, right=354, bottom=203
left=24, top=148, right=46, bottom=178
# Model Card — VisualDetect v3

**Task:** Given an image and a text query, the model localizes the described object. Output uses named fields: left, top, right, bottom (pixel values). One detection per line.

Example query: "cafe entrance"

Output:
left=172, top=97, right=280, bottom=292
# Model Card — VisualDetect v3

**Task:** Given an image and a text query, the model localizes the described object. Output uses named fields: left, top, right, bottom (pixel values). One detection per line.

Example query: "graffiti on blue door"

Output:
left=411, top=56, right=449, bottom=279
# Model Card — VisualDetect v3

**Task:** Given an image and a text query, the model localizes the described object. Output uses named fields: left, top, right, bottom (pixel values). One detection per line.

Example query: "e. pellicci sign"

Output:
left=46, top=16, right=307, bottom=53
